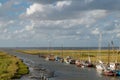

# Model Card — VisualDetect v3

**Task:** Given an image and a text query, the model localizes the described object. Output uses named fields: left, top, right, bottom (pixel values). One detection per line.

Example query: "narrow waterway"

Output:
left=2, top=49, right=120, bottom=80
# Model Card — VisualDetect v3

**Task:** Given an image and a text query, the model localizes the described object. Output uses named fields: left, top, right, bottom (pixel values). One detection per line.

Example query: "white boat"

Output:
left=96, top=60, right=106, bottom=70
left=64, top=56, right=75, bottom=64
left=108, top=63, right=116, bottom=70
left=64, top=56, right=71, bottom=64
left=75, top=60, right=82, bottom=67
left=107, top=41, right=117, bottom=71
left=96, top=33, right=106, bottom=73
left=83, top=53, right=94, bottom=67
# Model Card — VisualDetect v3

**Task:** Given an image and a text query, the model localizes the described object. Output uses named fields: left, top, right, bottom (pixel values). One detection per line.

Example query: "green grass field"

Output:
left=17, top=49, right=120, bottom=63
left=0, top=51, right=29, bottom=80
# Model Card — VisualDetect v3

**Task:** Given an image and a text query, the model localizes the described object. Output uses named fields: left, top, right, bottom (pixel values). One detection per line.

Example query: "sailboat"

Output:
left=45, top=41, right=55, bottom=61
left=96, top=33, right=106, bottom=73
left=96, top=60, right=106, bottom=71
left=75, top=59, right=82, bottom=67
left=114, top=48, right=120, bottom=76
left=106, top=41, right=120, bottom=76
left=102, top=42, right=116, bottom=76
left=75, top=52, right=84, bottom=67
left=55, top=44, right=64, bottom=63
left=83, top=52, right=94, bottom=67
left=64, top=56, right=76, bottom=64
left=108, top=41, right=116, bottom=70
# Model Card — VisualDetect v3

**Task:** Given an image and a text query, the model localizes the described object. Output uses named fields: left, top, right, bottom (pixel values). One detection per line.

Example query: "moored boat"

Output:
left=45, top=54, right=55, bottom=61
left=83, top=60, right=94, bottom=67
left=96, top=60, right=107, bottom=75
left=64, top=56, right=71, bottom=64
left=75, top=60, right=82, bottom=67
left=64, top=56, right=76, bottom=64
left=96, top=33, right=106, bottom=73
left=75, top=60, right=85, bottom=68
left=115, top=70, right=120, bottom=76
left=55, top=56, right=64, bottom=63
left=103, top=69, right=116, bottom=76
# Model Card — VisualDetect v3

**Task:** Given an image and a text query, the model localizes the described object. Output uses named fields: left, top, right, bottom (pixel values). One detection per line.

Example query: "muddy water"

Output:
left=2, top=49, right=120, bottom=80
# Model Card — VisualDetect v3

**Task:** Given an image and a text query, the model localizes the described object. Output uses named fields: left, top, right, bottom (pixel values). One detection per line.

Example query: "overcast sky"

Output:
left=0, top=0, right=120, bottom=47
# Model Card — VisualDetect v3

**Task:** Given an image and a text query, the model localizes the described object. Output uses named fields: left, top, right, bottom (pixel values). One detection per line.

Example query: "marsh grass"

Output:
left=0, top=51, right=28, bottom=80
left=17, top=49, right=120, bottom=63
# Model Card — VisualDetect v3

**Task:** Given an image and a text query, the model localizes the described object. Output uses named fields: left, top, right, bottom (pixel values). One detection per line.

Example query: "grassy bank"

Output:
left=17, top=49, right=120, bottom=63
left=0, top=51, right=29, bottom=80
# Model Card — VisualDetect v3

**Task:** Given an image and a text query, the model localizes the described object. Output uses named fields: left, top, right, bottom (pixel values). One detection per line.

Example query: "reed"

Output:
left=0, top=51, right=28, bottom=79
left=17, top=49, right=120, bottom=63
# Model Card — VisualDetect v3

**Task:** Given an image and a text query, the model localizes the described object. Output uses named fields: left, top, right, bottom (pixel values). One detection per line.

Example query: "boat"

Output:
left=39, top=54, right=47, bottom=58
left=115, top=70, right=120, bottom=76
left=64, top=56, right=71, bottom=64
left=103, top=41, right=118, bottom=76
left=75, top=60, right=82, bottom=67
left=69, top=59, right=76, bottom=64
left=108, top=41, right=117, bottom=70
left=64, top=56, right=76, bottom=64
left=103, top=69, right=116, bottom=76
left=45, top=54, right=55, bottom=61
left=96, top=60, right=106, bottom=71
left=55, top=56, right=64, bottom=62
left=56, top=44, right=64, bottom=63
left=45, top=40, right=55, bottom=61
left=96, top=33, right=106, bottom=72
left=83, top=60, right=94, bottom=67
left=75, top=60, right=85, bottom=68
left=83, top=53, right=94, bottom=67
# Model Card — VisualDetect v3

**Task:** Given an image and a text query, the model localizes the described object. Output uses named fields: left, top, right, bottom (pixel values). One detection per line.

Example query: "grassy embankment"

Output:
left=0, top=51, right=29, bottom=80
left=17, top=49, right=120, bottom=63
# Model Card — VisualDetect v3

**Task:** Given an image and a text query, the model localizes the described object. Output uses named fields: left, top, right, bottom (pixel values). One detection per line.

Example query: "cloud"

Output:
left=25, top=25, right=34, bottom=31
left=29, top=0, right=57, bottom=4
left=0, top=0, right=120, bottom=47
left=92, top=28, right=100, bottom=35
left=29, top=0, right=120, bottom=10
left=19, top=6, right=108, bottom=42
left=55, top=1, right=72, bottom=9
left=117, top=33, right=120, bottom=38
left=88, top=0, right=120, bottom=10
left=21, top=1, right=107, bottom=21
left=26, top=3, right=44, bottom=15
left=0, top=3, right=2, bottom=7
left=84, top=0, right=94, bottom=4
left=22, top=1, right=73, bottom=20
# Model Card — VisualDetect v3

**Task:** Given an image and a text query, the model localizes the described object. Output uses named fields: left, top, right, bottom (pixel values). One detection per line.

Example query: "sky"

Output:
left=0, top=0, right=120, bottom=47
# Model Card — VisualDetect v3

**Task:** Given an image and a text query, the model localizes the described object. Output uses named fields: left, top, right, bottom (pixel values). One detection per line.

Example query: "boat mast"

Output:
left=98, top=32, right=102, bottom=61
left=107, top=42, right=110, bottom=65
left=111, top=41, right=116, bottom=63
left=87, top=48, right=91, bottom=63
left=48, top=40, right=51, bottom=54
left=61, top=44, right=63, bottom=58
left=116, top=46, right=120, bottom=63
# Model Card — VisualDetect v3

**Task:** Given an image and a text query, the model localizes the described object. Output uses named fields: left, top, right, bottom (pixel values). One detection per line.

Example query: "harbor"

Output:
left=0, top=0, right=120, bottom=80
left=1, top=48, right=120, bottom=80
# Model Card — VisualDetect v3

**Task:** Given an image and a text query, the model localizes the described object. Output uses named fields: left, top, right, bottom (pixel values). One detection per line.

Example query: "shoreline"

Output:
left=17, top=49, right=120, bottom=63
left=2, top=48, right=120, bottom=80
